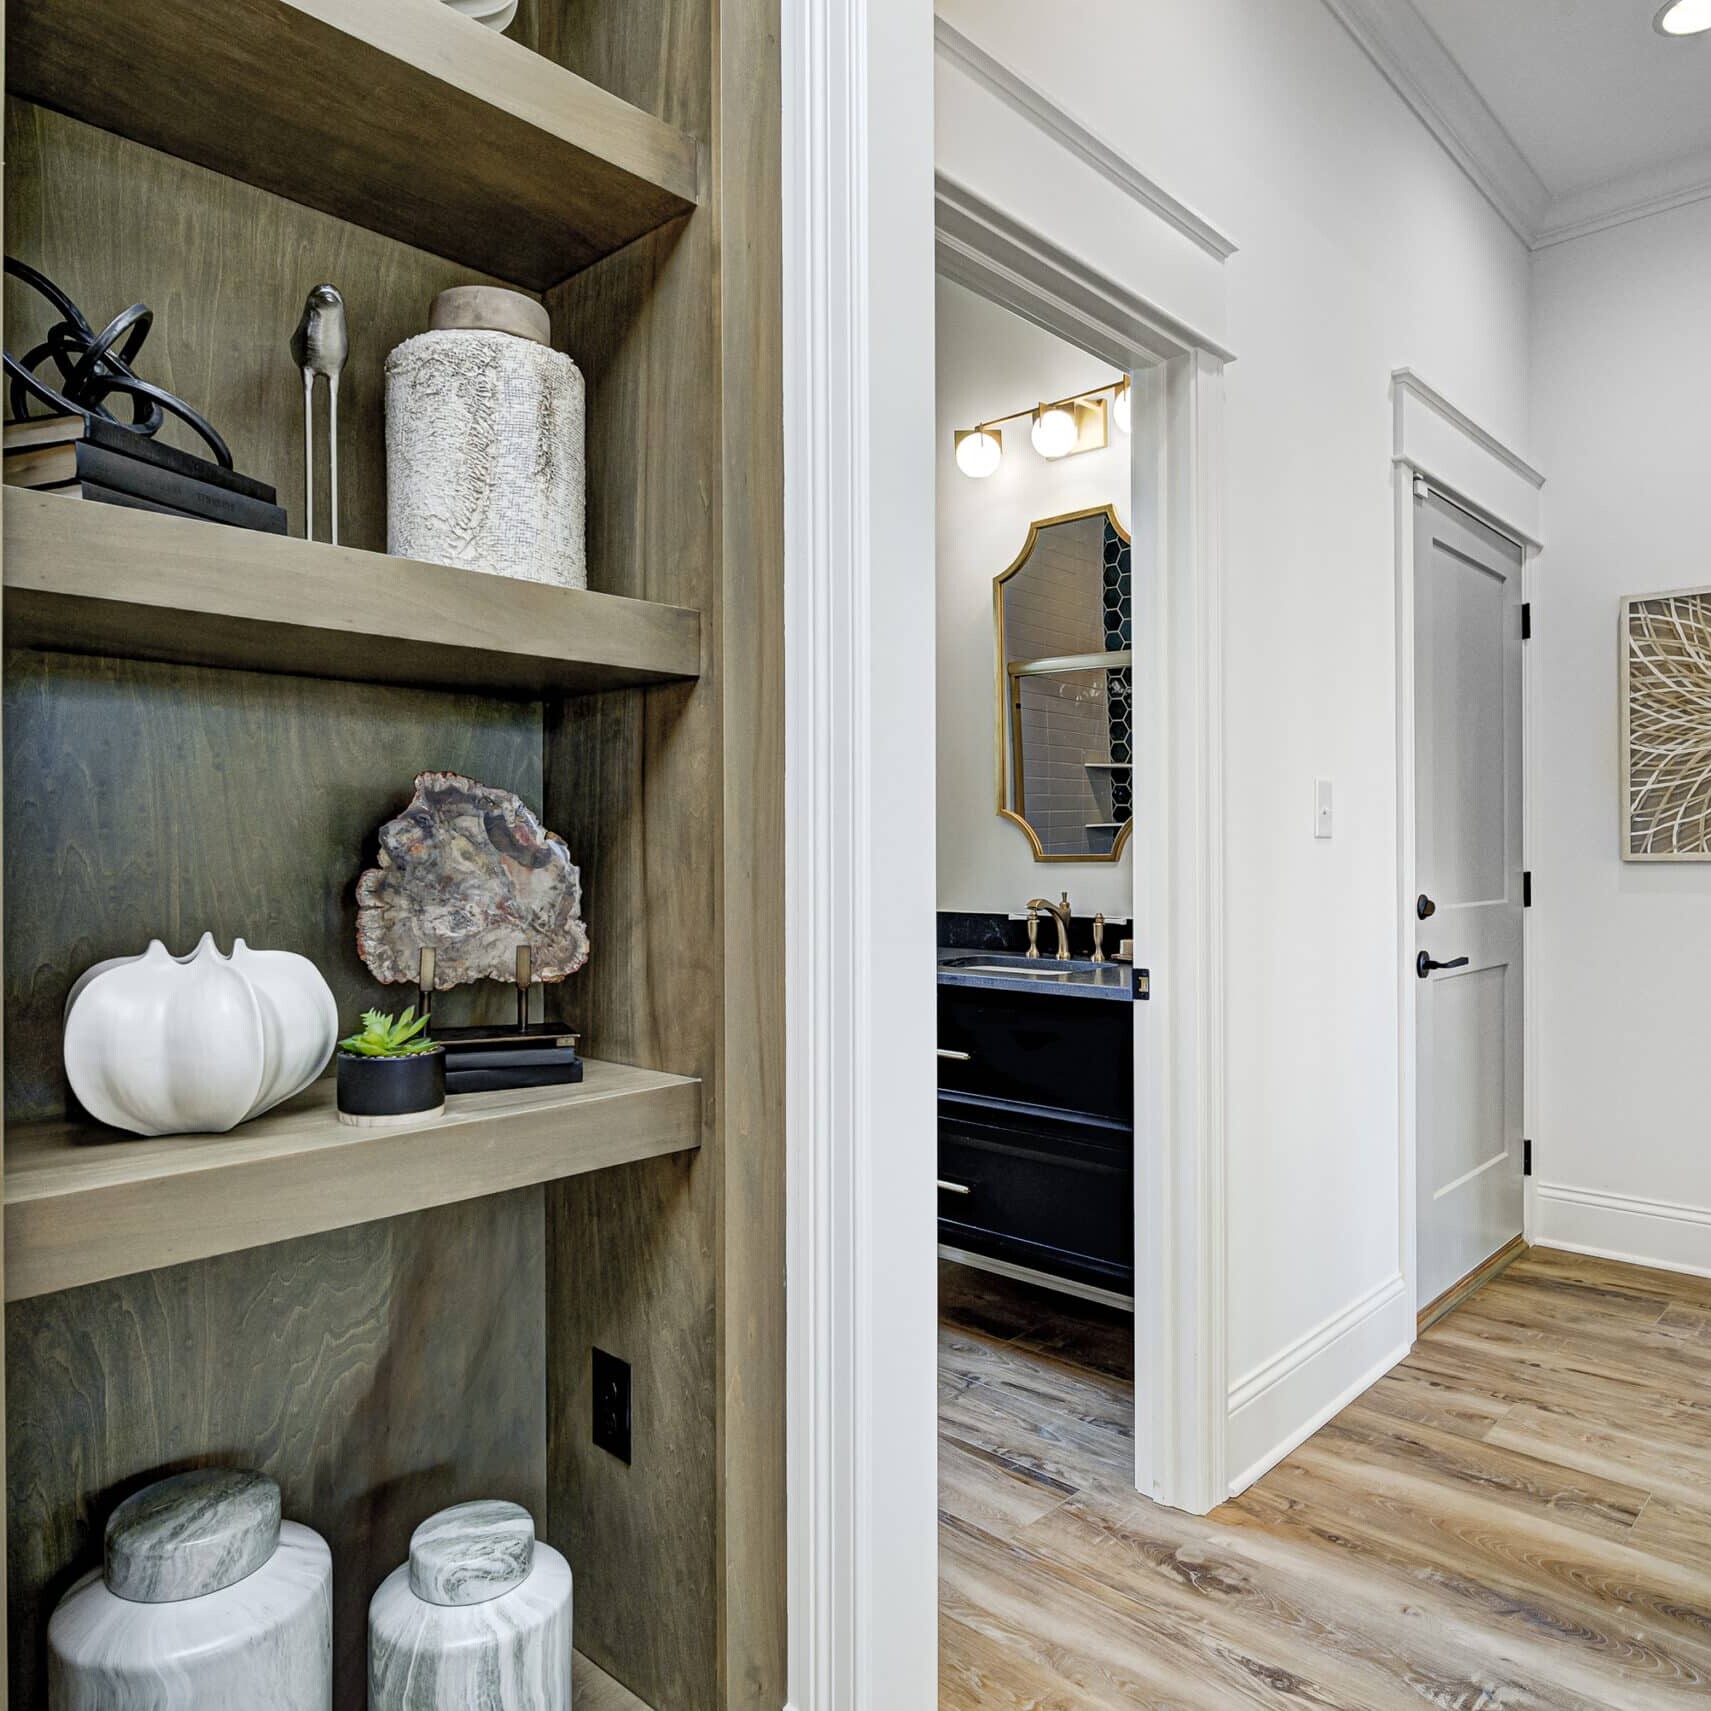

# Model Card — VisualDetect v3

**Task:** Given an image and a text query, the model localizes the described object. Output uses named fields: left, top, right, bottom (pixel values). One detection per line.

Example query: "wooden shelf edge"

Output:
left=4, top=1060, right=701, bottom=1302
left=2, top=493, right=703, bottom=695
left=9, top=0, right=701, bottom=288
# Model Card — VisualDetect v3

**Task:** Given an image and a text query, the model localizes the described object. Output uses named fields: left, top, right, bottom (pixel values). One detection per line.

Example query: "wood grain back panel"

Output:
left=4, top=99, right=533, bottom=554
left=3, top=647, right=542, bottom=1121
left=6, top=1190, right=546, bottom=1711
left=518, top=0, right=714, bottom=139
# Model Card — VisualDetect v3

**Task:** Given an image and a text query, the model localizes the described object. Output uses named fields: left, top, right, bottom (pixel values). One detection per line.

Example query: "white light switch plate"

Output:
left=1314, top=778, right=1334, bottom=839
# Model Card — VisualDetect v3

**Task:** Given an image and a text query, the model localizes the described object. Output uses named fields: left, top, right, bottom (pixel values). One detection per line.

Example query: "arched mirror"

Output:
left=994, top=504, right=1133, bottom=862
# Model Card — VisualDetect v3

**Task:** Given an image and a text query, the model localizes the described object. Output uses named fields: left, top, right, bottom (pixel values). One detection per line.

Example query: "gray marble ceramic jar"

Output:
left=369, top=1500, right=572, bottom=1710
left=48, top=1469, right=332, bottom=1710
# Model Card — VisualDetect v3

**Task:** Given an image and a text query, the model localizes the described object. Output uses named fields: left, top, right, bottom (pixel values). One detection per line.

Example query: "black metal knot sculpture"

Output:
left=3, top=257, right=233, bottom=469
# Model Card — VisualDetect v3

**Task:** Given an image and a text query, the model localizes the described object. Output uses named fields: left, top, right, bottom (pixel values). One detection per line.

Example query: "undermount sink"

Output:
left=940, top=954, right=1103, bottom=976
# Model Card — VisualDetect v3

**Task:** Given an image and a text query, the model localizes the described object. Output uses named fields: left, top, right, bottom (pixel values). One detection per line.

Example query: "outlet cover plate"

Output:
left=592, top=1347, right=632, bottom=1464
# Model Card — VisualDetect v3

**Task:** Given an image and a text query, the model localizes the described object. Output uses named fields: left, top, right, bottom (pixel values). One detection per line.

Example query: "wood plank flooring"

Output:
left=938, top=1249, right=1711, bottom=1710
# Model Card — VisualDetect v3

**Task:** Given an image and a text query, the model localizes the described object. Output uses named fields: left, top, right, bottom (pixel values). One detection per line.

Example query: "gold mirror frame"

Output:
left=994, top=504, right=1135, bottom=864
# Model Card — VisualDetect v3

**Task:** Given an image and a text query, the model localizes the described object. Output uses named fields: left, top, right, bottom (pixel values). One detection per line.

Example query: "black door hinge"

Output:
left=1523, top=1139, right=1532, bottom=1177
left=1523, top=871, right=1532, bottom=908
left=1521, top=603, right=1532, bottom=640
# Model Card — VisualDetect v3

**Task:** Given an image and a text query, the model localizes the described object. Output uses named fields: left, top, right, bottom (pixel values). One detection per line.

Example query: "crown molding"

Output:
left=1534, top=147, right=1711, bottom=249
left=1319, top=0, right=1548, bottom=242
left=1321, top=0, right=1711, bottom=251
left=933, top=16, right=1238, bottom=262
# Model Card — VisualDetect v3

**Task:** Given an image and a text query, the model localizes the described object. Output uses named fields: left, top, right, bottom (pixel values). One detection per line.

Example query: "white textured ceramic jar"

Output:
left=385, top=287, right=586, bottom=589
left=62, top=935, right=337, bottom=1136
left=369, top=1501, right=572, bottom=1710
left=49, top=1469, right=332, bottom=1711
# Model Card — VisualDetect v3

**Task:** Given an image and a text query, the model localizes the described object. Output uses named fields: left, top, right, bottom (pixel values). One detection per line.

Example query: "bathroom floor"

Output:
left=938, top=1250, right=1711, bottom=1710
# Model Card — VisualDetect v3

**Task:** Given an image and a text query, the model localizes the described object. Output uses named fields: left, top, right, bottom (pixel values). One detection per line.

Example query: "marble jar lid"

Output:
left=408, top=1500, right=537, bottom=1607
left=105, top=1469, right=282, bottom=1604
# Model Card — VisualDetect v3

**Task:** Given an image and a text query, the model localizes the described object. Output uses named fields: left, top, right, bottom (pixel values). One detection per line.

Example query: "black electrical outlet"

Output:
left=592, top=1348, right=632, bottom=1464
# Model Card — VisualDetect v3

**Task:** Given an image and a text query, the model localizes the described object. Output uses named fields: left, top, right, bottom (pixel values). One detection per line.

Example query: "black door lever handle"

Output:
left=1417, top=952, right=1470, bottom=978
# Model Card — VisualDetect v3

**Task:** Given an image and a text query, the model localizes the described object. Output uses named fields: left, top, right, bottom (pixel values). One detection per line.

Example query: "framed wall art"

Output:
left=1621, top=586, right=1711, bottom=860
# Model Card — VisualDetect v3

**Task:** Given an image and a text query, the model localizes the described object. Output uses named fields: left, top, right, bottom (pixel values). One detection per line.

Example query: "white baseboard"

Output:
left=1532, top=1182, right=1711, bottom=1281
left=1225, top=1273, right=1411, bottom=1496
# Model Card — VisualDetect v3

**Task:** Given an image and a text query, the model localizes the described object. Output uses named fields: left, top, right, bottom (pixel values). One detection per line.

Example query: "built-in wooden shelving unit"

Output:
left=1, top=0, right=783, bottom=1700
left=8, top=0, right=702, bottom=287
left=4, top=1060, right=701, bottom=1302
left=3, top=492, right=703, bottom=695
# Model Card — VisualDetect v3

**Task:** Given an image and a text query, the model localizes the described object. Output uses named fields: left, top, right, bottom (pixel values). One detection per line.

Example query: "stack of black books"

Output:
left=434, top=1024, right=585, bottom=1095
left=3, top=413, right=286, bottom=533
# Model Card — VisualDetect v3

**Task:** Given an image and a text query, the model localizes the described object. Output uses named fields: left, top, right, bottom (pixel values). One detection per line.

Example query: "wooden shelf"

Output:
left=4, top=1058, right=700, bottom=1301
left=575, top=1653, right=655, bottom=1711
left=7, top=0, right=700, bottom=289
left=2, top=491, right=702, bottom=695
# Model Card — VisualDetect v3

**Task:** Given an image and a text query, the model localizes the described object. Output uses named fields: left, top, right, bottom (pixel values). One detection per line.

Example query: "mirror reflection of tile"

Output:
left=1005, top=514, right=1131, bottom=857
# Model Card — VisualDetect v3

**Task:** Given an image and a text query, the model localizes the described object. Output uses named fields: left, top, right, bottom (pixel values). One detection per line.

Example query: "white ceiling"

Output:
left=1416, top=0, right=1711, bottom=196
left=1323, top=0, right=1711, bottom=247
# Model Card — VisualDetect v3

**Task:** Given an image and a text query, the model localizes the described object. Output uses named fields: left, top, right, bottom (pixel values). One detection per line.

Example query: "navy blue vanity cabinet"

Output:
left=936, top=985, right=1134, bottom=1295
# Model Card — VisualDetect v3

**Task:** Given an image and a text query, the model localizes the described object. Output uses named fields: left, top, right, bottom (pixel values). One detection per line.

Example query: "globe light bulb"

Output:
left=1030, top=404, right=1078, bottom=460
left=1113, top=380, right=1131, bottom=435
left=954, top=427, right=1003, bottom=479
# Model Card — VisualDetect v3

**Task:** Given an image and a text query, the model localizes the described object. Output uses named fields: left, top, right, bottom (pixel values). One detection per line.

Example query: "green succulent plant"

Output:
left=339, top=1007, right=438, bottom=1057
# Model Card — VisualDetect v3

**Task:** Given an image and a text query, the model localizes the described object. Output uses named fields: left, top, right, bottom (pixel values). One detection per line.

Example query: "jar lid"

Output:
left=105, top=1470, right=281, bottom=1604
left=408, top=1500, right=536, bottom=1607
left=429, top=286, right=551, bottom=346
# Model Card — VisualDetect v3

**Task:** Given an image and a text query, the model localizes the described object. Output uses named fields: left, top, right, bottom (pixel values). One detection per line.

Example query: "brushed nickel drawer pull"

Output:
left=937, top=1179, right=973, bottom=1196
left=937, top=1048, right=972, bottom=1061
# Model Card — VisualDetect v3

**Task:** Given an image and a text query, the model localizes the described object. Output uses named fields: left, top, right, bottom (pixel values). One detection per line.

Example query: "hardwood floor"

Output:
left=938, top=1249, right=1711, bottom=1710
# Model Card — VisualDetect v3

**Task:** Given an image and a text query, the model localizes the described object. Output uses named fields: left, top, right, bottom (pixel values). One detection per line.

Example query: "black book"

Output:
left=429, top=1023, right=581, bottom=1055
left=7, top=442, right=286, bottom=532
left=443, top=1046, right=583, bottom=1072
left=5, top=412, right=277, bottom=502
left=37, top=480, right=199, bottom=520
left=447, top=1062, right=586, bottom=1095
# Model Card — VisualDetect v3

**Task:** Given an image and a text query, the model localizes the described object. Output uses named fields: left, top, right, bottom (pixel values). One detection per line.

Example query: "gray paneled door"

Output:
left=1414, top=487, right=1525, bottom=1308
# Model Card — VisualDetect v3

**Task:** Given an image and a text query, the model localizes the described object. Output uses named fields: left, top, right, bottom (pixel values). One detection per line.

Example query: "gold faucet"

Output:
left=1026, top=892, right=1073, bottom=961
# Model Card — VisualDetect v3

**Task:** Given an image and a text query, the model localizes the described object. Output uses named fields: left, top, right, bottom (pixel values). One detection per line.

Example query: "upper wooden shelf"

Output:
left=2, top=491, right=702, bottom=696
left=7, top=0, right=701, bottom=289
left=4, top=1058, right=701, bottom=1301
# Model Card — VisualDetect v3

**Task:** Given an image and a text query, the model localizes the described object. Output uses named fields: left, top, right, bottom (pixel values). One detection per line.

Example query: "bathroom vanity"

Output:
left=936, top=936, right=1136, bottom=1299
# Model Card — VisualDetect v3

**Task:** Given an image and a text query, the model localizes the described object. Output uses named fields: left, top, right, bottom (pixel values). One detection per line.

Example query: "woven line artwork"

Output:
left=1623, top=588, right=1711, bottom=860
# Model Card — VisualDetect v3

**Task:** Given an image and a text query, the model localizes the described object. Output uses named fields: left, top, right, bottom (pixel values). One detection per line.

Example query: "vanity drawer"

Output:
left=937, top=1105, right=1132, bottom=1292
left=937, top=987, right=1132, bottom=1122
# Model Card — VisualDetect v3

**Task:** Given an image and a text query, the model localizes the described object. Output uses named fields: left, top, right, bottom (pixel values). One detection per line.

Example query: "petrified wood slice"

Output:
left=357, top=772, right=590, bottom=987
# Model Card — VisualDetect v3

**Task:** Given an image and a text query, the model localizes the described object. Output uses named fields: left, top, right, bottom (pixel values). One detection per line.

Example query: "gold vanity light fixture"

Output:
left=953, top=426, right=1004, bottom=479
left=952, top=375, right=1128, bottom=478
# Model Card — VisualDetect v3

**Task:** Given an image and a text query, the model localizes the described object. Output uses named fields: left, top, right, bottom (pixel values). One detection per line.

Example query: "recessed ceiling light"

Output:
left=1656, top=0, right=1711, bottom=36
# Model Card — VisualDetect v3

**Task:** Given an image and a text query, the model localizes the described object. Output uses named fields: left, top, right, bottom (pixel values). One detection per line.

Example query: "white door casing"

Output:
left=1413, top=486, right=1526, bottom=1306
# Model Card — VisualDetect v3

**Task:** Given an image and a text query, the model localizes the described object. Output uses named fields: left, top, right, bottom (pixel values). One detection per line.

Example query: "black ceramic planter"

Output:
left=335, top=1048, right=446, bottom=1128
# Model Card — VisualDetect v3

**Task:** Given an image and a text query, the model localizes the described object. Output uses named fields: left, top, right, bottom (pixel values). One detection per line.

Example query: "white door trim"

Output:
left=1392, top=372, right=1545, bottom=1317
left=938, top=175, right=1233, bottom=1514
left=783, top=0, right=939, bottom=1707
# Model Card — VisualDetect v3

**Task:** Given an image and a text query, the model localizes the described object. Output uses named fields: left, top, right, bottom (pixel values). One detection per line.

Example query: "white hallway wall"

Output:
left=936, top=0, right=1534, bottom=1486
left=936, top=277, right=1134, bottom=918
left=1530, top=199, right=1711, bottom=1277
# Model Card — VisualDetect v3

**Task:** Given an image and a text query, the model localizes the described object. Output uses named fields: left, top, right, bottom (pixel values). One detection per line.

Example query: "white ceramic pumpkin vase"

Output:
left=63, top=935, right=338, bottom=1136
